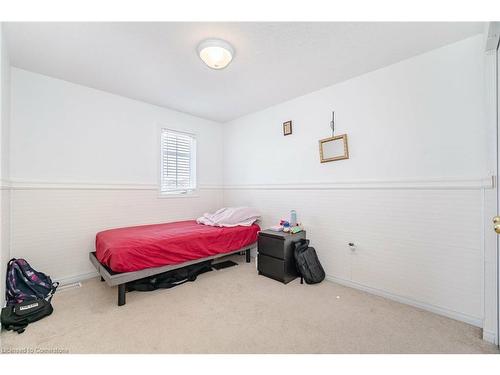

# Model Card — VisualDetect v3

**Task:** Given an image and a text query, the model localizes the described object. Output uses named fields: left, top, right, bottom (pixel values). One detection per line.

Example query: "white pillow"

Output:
left=197, top=207, right=261, bottom=227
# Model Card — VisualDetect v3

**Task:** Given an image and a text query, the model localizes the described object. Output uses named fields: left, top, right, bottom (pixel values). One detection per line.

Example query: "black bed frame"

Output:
left=89, top=245, right=254, bottom=306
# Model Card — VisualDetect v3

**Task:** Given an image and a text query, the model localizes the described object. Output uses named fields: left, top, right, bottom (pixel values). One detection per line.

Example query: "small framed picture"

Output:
left=283, top=120, right=292, bottom=136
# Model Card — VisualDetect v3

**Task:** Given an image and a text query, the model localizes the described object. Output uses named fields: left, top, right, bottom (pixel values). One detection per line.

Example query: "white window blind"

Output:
left=160, top=129, right=196, bottom=194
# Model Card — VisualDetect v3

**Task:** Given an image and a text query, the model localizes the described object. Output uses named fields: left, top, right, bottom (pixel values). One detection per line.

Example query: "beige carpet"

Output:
left=1, top=256, right=498, bottom=354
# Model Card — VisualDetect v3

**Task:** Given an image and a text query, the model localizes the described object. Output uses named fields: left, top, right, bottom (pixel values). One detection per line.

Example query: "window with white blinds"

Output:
left=160, top=128, right=196, bottom=194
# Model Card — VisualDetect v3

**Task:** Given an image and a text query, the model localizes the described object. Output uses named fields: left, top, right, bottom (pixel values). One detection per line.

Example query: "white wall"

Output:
left=223, top=35, right=491, bottom=326
left=10, top=68, right=223, bottom=186
left=0, top=23, right=11, bottom=307
left=224, top=35, right=488, bottom=186
left=9, top=68, right=224, bottom=282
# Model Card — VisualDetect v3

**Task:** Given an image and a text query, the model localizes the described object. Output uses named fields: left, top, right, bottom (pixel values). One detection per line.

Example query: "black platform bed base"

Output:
left=89, top=245, right=254, bottom=306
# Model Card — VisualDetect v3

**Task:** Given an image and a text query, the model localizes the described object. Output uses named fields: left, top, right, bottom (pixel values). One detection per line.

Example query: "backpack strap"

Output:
left=156, top=277, right=192, bottom=289
left=51, top=282, right=60, bottom=294
left=45, top=282, right=60, bottom=302
left=7, top=322, right=28, bottom=334
left=7, top=258, right=17, bottom=268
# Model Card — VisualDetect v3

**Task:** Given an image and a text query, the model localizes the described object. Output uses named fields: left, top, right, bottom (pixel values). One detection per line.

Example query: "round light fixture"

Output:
left=197, top=39, right=234, bottom=70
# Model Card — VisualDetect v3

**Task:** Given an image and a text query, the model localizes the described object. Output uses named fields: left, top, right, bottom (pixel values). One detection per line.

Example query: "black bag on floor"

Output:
left=1, top=298, right=54, bottom=334
left=294, top=239, right=325, bottom=284
left=5, top=258, right=59, bottom=306
left=126, top=260, right=213, bottom=292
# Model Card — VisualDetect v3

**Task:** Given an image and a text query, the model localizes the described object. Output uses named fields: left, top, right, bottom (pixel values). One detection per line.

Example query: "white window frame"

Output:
left=159, top=127, right=197, bottom=197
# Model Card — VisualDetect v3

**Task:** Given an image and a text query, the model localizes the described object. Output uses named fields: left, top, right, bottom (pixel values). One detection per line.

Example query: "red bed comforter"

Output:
left=95, top=220, right=260, bottom=272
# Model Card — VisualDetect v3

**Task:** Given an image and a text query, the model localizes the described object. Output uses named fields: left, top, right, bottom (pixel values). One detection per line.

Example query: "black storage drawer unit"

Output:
left=257, top=229, right=306, bottom=284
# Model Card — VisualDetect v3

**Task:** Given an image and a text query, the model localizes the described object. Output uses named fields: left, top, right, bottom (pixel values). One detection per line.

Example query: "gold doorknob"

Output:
left=493, top=217, right=500, bottom=233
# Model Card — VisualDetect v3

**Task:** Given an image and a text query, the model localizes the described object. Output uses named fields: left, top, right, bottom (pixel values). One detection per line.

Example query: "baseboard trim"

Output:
left=482, top=329, right=498, bottom=345
left=55, top=271, right=99, bottom=286
left=326, top=275, right=483, bottom=328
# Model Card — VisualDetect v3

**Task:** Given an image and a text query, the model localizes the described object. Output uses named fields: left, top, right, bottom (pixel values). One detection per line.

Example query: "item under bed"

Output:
left=95, top=220, right=260, bottom=273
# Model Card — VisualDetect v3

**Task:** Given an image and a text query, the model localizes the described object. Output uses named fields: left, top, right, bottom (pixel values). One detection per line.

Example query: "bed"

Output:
left=89, top=220, right=260, bottom=306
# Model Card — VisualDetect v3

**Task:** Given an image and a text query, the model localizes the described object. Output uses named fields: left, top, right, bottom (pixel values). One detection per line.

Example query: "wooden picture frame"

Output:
left=283, top=120, right=292, bottom=136
left=319, top=134, right=349, bottom=163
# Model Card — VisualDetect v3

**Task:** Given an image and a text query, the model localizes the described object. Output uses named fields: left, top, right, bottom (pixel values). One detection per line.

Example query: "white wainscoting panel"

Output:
left=224, top=187, right=484, bottom=325
left=10, top=187, right=223, bottom=282
left=8, top=180, right=487, bottom=326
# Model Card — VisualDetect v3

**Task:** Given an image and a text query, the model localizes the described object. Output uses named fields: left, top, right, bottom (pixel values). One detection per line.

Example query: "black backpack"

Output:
left=126, top=260, right=213, bottom=292
left=2, top=258, right=58, bottom=334
left=5, top=258, right=58, bottom=306
left=1, top=298, right=54, bottom=334
left=294, top=239, right=325, bottom=284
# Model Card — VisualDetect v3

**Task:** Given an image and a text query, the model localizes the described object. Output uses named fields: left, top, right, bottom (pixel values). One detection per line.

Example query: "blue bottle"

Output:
left=290, top=210, right=297, bottom=227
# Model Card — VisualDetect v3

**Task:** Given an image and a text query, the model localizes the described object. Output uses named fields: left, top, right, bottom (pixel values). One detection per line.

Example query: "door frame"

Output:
left=496, top=27, right=500, bottom=348
left=484, top=22, right=500, bottom=346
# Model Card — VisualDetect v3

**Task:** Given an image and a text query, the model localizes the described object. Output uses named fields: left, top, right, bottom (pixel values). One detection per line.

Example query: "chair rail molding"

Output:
left=5, top=177, right=493, bottom=191
left=223, top=177, right=494, bottom=191
left=7, top=179, right=223, bottom=191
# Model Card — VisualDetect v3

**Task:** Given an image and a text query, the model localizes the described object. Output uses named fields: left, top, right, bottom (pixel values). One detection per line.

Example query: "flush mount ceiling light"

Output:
left=197, top=39, right=234, bottom=70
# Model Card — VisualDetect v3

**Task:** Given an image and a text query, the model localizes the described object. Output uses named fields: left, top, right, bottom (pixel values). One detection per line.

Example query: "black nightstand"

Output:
left=257, top=229, right=306, bottom=284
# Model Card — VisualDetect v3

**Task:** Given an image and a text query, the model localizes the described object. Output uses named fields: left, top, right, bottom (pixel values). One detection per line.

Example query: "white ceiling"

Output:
left=5, top=22, right=484, bottom=122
